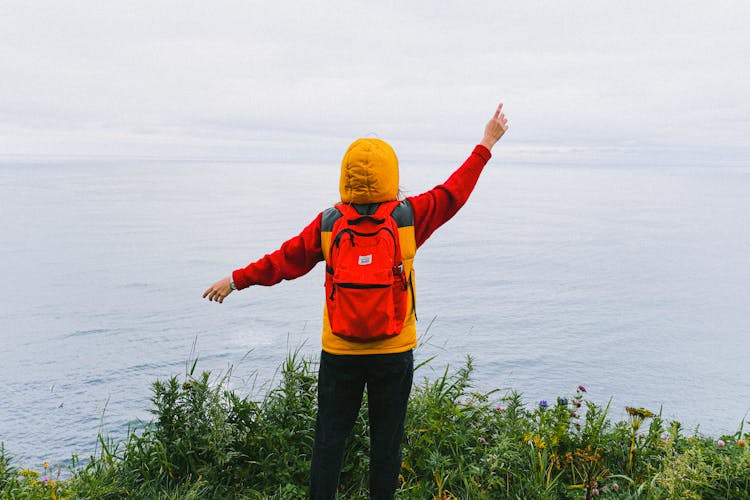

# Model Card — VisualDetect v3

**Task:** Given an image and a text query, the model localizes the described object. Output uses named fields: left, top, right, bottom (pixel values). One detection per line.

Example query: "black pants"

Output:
left=309, top=349, right=413, bottom=500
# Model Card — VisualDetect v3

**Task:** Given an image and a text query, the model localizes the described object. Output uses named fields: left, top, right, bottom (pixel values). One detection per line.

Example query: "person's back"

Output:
left=203, top=103, right=509, bottom=499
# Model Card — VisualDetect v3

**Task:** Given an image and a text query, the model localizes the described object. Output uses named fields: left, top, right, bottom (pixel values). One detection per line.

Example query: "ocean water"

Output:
left=1, top=156, right=749, bottom=469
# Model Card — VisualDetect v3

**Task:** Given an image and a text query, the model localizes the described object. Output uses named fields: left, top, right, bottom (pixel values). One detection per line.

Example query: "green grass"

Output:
left=2, top=351, right=748, bottom=499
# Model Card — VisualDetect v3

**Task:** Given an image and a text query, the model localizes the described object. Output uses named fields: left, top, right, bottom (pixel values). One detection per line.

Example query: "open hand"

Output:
left=480, top=103, right=509, bottom=151
left=203, top=276, right=233, bottom=303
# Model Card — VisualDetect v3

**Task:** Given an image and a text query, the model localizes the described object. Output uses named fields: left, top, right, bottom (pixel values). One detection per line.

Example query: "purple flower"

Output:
left=478, top=437, right=486, bottom=444
left=539, top=400, right=548, bottom=408
left=571, top=412, right=579, bottom=418
left=591, top=487, right=599, bottom=495
left=574, top=400, right=582, bottom=408
left=558, top=398, right=568, bottom=406
left=717, top=439, right=726, bottom=447
left=494, top=405, right=505, bottom=412
left=578, top=384, right=587, bottom=393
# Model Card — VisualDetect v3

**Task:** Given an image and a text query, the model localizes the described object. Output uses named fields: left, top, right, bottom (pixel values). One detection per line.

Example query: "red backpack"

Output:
left=324, top=201, right=408, bottom=342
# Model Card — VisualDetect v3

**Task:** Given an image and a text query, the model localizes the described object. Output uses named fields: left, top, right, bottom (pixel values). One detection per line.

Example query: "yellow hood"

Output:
left=340, top=138, right=399, bottom=204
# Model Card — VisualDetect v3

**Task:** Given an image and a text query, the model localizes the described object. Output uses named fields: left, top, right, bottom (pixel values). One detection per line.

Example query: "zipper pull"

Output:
left=394, top=264, right=407, bottom=290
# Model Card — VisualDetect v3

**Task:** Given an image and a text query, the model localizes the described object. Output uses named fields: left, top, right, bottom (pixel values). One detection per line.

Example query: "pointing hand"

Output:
left=480, top=103, right=509, bottom=151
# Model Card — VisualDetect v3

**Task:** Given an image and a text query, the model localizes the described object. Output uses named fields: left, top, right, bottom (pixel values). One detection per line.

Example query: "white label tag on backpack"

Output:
left=358, top=254, right=372, bottom=265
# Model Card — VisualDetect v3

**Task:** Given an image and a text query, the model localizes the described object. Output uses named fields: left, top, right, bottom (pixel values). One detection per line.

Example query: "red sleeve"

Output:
left=408, top=145, right=492, bottom=247
left=231, top=213, right=324, bottom=289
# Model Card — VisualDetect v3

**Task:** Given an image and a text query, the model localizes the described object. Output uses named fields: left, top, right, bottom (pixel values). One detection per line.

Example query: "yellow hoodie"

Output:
left=321, top=138, right=417, bottom=355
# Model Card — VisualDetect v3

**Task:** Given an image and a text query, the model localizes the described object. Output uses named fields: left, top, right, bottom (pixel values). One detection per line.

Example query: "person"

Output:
left=203, top=103, right=509, bottom=499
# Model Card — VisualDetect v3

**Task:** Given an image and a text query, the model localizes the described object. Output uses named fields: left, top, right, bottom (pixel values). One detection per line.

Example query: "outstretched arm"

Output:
left=409, top=102, right=510, bottom=246
left=203, top=213, right=325, bottom=303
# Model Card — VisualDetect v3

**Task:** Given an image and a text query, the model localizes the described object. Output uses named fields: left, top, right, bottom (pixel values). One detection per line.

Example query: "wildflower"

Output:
left=591, top=487, right=599, bottom=495
left=478, top=437, right=486, bottom=444
left=612, top=482, right=619, bottom=491
left=532, top=435, right=546, bottom=449
left=578, top=384, right=587, bottom=392
left=43, top=461, right=49, bottom=469
left=494, top=405, right=505, bottom=412
left=571, top=412, right=579, bottom=418
left=739, top=439, right=746, bottom=447
left=58, top=487, right=63, bottom=493
left=539, top=400, right=548, bottom=408
left=574, top=400, right=582, bottom=408
left=661, top=434, right=669, bottom=441
left=626, top=407, right=655, bottom=419
left=558, top=398, right=568, bottom=406
left=575, top=423, right=581, bottom=430
left=717, top=439, right=725, bottom=447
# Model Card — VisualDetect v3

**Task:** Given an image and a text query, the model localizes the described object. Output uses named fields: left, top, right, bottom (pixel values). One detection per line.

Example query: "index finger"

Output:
left=493, top=103, right=504, bottom=119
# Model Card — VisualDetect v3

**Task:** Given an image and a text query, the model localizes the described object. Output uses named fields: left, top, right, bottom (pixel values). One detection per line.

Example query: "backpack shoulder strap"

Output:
left=321, top=205, right=344, bottom=232
left=323, top=200, right=409, bottom=231
left=389, top=200, right=414, bottom=228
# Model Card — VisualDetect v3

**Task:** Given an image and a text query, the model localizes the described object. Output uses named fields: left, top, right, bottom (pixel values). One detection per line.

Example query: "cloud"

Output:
left=1, top=1, right=748, bottom=162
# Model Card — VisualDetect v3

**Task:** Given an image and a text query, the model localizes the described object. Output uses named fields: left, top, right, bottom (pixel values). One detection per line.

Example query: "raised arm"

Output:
left=409, top=102, right=509, bottom=247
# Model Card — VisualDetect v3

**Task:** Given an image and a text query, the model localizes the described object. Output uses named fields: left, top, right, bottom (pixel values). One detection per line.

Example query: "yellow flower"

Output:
left=532, top=435, right=546, bottom=449
left=43, top=461, right=49, bottom=469
left=19, top=469, right=39, bottom=479
left=625, top=407, right=654, bottom=419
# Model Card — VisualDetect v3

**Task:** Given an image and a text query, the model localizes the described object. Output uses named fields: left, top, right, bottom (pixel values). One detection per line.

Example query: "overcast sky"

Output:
left=1, top=1, right=748, bottom=164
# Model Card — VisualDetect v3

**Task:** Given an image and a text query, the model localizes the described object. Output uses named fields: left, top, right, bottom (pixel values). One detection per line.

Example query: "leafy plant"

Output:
left=3, top=353, right=749, bottom=499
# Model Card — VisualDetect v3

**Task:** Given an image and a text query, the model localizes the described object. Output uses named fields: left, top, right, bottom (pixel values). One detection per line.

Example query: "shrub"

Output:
left=3, top=353, right=749, bottom=499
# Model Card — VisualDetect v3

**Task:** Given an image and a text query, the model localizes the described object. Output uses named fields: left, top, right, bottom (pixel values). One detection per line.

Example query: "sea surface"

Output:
left=1, top=155, right=749, bottom=469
